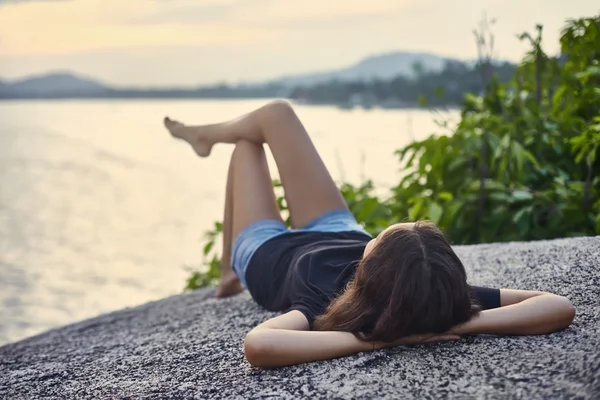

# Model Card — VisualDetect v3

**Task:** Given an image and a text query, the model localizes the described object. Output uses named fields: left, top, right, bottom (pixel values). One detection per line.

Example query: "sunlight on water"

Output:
left=0, top=99, right=458, bottom=344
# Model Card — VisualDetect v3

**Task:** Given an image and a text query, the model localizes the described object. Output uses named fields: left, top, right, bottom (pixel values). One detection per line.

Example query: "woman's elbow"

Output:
left=243, top=331, right=272, bottom=368
left=543, top=293, right=576, bottom=331
left=556, top=295, right=576, bottom=329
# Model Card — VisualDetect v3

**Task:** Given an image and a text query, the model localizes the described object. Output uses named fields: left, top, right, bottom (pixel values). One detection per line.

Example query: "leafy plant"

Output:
left=183, top=220, right=223, bottom=291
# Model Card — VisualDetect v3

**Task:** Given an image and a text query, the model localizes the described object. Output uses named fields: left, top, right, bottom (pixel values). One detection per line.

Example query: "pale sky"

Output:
left=0, top=0, right=598, bottom=86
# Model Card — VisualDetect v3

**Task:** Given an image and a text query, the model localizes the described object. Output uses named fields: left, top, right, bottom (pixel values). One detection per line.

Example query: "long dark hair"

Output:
left=313, top=221, right=480, bottom=342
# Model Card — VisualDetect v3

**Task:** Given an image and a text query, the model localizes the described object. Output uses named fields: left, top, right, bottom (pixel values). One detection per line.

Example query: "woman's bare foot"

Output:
left=216, top=271, right=244, bottom=298
left=163, top=117, right=214, bottom=157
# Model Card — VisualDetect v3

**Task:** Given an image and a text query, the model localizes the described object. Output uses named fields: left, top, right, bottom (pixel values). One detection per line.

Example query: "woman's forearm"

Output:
left=244, top=329, right=459, bottom=368
left=453, top=294, right=575, bottom=336
left=244, top=329, right=372, bottom=368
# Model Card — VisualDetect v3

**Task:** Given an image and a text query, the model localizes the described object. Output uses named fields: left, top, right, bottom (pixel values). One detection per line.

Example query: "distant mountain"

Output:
left=0, top=72, right=109, bottom=96
left=268, top=51, right=453, bottom=87
left=0, top=51, right=466, bottom=99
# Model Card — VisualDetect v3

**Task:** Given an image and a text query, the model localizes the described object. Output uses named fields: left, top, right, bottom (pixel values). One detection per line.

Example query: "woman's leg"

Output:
left=217, top=155, right=240, bottom=297
left=218, top=140, right=283, bottom=297
left=164, top=100, right=348, bottom=228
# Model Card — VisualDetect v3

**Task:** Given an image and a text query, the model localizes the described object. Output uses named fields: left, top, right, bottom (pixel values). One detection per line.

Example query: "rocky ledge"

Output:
left=1, top=236, right=599, bottom=399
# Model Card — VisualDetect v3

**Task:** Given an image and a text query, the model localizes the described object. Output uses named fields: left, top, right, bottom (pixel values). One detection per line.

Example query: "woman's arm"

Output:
left=452, top=289, right=575, bottom=336
left=245, top=326, right=372, bottom=368
left=244, top=311, right=371, bottom=368
left=244, top=311, right=457, bottom=368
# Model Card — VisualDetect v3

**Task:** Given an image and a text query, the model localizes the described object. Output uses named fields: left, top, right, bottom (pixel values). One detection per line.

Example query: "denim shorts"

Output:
left=231, top=209, right=371, bottom=288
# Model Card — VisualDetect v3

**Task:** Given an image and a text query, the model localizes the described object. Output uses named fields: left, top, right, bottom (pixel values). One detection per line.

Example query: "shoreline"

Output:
left=0, top=96, right=461, bottom=111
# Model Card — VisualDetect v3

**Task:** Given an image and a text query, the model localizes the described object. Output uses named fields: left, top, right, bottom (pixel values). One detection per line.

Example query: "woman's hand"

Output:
left=450, top=289, right=575, bottom=336
left=376, top=333, right=461, bottom=350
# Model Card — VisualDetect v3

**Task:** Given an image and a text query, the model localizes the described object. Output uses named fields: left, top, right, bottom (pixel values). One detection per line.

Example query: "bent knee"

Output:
left=265, top=99, right=295, bottom=115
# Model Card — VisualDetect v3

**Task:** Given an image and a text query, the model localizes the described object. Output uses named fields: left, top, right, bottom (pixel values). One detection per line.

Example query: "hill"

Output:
left=1, top=236, right=598, bottom=399
left=269, top=51, right=451, bottom=87
left=0, top=71, right=109, bottom=96
left=0, top=51, right=455, bottom=98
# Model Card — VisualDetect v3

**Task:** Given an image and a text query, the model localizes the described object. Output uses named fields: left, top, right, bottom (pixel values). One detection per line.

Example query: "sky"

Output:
left=0, top=0, right=598, bottom=86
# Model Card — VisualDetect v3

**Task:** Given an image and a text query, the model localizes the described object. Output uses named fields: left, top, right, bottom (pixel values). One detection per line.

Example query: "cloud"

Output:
left=0, top=0, right=68, bottom=4
left=0, top=0, right=426, bottom=57
left=1, top=0, right=598, bottom=86
left=0, top=0, right=278, bottom=55
left=126, top=1, right=245, bottom=25
left=126, top=0, right=426, bottom=27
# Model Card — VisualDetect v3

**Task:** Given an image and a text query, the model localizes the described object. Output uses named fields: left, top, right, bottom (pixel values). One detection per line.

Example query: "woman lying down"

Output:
left=163, top=100, right=575, bottom=368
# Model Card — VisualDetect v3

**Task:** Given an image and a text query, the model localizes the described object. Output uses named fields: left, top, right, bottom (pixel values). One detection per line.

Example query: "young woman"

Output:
left=164, top=100, right=575, bottom=369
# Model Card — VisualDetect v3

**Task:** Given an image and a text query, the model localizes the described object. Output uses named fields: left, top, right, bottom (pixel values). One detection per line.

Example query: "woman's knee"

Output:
left=265, top=99, right=296, bottom=118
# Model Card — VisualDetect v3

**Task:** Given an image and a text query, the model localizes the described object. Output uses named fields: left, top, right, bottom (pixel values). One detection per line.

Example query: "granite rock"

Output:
left=1, top=236, right=599, bottom=399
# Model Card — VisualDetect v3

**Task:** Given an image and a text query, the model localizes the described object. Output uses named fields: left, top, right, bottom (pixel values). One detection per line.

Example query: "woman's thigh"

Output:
left=258, top=101, right=349, bottom=229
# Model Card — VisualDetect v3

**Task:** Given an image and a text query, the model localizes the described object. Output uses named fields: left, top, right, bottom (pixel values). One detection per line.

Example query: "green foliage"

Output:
left=389, top=16, right=600, bottom=243
left=185, top=16, right=600, bottom=290
left=290, top=60, right=516, bottom=107
left=183, top=221, right=223, bottom=291
left=339, top=181, right=394, bottom=236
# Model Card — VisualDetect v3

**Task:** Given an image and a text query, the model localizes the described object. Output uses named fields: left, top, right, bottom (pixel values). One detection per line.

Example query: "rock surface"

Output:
left=1, top=236, right=599, bottom=399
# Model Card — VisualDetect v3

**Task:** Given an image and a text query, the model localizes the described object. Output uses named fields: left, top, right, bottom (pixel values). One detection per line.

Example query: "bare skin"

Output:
left=164, top=100, right=347, bottom=297
left=164, top=118, right=214, bottom=158
left=215, top=154, right=244, bottom=297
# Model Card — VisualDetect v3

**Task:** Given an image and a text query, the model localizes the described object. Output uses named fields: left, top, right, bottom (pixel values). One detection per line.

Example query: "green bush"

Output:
left=391, top=17, right=600, bottom=243
left=185, top=16, right=599, bottom=291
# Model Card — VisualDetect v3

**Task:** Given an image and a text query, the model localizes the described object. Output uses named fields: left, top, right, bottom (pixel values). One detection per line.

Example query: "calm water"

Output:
left=0, top=99, right=458, bottom=345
